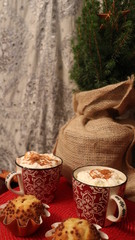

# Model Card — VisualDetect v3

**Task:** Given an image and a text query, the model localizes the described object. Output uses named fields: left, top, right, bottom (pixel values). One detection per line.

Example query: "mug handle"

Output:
left=107, top=194, right=127, bottom=222
left=5, top=171, right=24, bottom=195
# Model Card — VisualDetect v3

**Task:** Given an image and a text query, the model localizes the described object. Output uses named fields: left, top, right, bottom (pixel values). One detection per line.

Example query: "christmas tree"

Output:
left=70, top=0, right=135, bottom=91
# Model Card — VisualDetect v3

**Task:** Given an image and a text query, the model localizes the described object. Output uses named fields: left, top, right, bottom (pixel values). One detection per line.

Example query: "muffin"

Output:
left=0, top=194, right=50, bottom=236
left=45, top=218, right=102, bottom=240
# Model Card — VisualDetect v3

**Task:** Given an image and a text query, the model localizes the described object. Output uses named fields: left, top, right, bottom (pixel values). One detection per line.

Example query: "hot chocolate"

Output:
left=76, top=167, right=124, bottom=187
left=16, top=151, right=62, bottom=169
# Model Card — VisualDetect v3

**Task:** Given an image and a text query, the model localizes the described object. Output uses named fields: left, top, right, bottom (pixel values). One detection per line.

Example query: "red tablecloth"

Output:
left=0, top=177, right=135, bottom=240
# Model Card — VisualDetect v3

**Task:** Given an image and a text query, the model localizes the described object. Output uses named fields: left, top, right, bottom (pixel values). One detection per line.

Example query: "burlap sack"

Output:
left=54, top=76, right=135, bottom=201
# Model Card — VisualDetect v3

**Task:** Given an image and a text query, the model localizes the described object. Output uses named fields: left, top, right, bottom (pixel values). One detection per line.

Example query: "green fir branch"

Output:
left=70, top=0, right=135, bottom=91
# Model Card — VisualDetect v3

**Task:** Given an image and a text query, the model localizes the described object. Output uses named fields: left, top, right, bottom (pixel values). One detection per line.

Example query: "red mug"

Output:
left=72, top=165, right=127, bottom=227
left=5, top=153, right=63, bottom=203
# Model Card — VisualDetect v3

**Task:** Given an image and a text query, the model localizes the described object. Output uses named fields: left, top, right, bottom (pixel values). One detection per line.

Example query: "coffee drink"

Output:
left=6, top=151, right=63, bottom=203
left=72, top=166, right=127, bottom=227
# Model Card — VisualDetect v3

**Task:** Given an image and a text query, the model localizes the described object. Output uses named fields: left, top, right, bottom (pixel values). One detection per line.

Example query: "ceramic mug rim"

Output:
left=72, top=165, right=128, bottom=188
left=15, top=155, right=63, bottom=171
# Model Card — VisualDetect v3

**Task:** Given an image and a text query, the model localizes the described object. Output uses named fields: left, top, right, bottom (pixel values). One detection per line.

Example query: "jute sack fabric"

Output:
left=54, top=76, right=135, bottom=201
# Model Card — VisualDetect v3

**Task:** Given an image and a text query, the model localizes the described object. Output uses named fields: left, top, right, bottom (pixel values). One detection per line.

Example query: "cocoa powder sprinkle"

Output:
left=90, top=169, right=113, bottom=179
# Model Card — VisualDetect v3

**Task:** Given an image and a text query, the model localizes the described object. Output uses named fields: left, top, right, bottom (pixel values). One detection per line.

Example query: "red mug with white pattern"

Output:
left=5, top=151, right=62, bottom=203
left=72, top=165, right=127, bottom=227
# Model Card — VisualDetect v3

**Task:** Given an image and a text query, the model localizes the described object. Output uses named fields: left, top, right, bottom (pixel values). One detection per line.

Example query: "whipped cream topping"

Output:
left=76, top=168, right=124, bottom=187
left=16, top=151, right=62, bottom=169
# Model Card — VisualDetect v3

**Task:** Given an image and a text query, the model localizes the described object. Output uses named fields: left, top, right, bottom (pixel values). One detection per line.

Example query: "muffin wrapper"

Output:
left=0, top=202, right=50, bottom=237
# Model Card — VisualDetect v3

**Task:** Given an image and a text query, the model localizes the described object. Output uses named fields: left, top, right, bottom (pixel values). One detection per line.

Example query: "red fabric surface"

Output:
left=0, top=177, right=135, bottom=240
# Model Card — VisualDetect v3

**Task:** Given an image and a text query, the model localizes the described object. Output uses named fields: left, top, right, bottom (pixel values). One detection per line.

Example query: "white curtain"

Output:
left=0, top=0, right=82, bottom=171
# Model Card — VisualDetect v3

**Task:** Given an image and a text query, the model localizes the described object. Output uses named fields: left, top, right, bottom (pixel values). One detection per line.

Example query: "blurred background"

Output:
left=0, top=0, right=82, bottom=171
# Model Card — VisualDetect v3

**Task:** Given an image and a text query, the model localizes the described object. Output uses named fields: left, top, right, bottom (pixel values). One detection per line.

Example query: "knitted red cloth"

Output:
left=0, top=177, right=135, bottom=240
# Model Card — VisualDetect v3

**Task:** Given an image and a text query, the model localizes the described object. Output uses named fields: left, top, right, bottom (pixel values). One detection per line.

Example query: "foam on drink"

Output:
left=16, top=151, right=61, bottom=169
left=76, top=168, right=124, bottom=187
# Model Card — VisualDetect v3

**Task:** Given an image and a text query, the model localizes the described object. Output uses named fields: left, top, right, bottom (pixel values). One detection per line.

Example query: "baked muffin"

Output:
left=45, top=218, right=101, bottom=240
left=0, top=194, right=50, bottom=236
